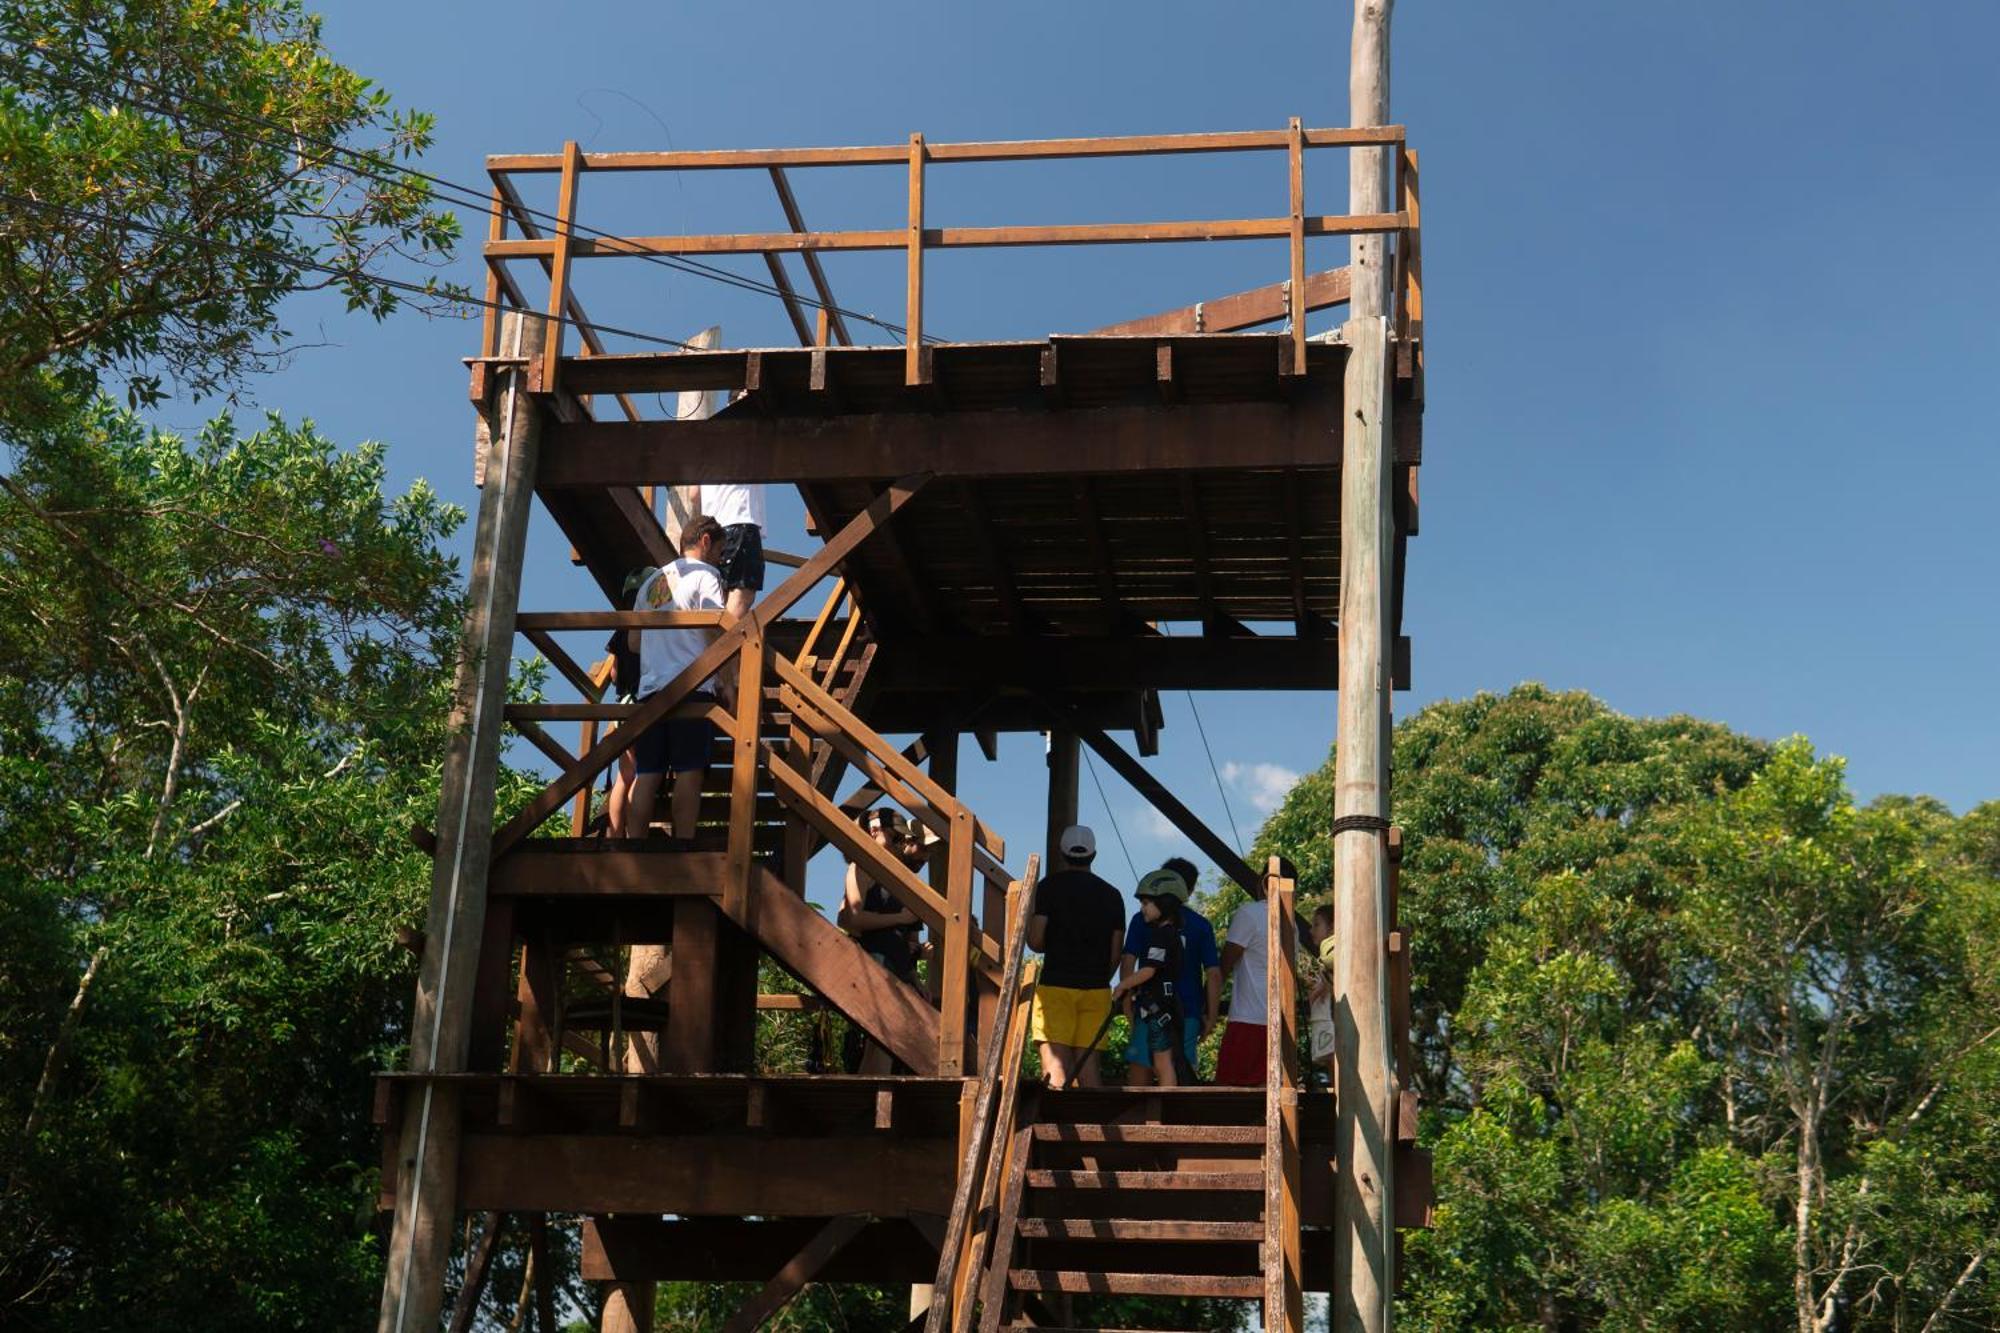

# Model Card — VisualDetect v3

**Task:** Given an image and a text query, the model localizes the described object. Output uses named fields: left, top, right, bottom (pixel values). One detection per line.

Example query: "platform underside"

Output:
left=528, top=332, right=1420, bottom=723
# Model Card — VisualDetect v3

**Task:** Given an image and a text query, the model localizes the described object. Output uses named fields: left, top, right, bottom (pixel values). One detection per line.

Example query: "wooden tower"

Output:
left=375, top=116, right=1430, bottom=1333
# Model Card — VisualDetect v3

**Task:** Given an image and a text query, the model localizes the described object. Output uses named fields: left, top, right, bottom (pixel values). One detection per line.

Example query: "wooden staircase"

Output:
left=982, top=1100, right=1271, bottom=1326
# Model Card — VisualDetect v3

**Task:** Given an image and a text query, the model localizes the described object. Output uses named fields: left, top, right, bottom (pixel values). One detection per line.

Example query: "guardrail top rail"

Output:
left=482, top=120, right=1419, bottom=390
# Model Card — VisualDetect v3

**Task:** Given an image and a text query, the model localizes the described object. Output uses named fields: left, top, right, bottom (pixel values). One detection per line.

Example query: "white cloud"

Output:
left=1221, top=760, right=1302, bottom=814
left=1133, top=805, right=1182, bottom=842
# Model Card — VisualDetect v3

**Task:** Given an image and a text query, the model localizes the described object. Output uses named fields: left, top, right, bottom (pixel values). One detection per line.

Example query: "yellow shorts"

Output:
left=1031, top=984, right=1113, bottom=1049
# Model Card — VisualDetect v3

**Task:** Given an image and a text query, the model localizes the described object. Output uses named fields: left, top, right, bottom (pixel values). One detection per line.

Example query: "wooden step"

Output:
left=1031, top=1123, right=1262, bottom=1145
left=1024, top=1170, right=1259, bottom=1191
left=1007, top=1270, right=1261, bottom=1298
left=1013, top=1218, right=1262, bottom=1241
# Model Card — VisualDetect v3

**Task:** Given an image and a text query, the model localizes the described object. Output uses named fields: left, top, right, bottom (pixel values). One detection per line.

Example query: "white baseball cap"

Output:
left=1059, top=825, right=1096, bottom=860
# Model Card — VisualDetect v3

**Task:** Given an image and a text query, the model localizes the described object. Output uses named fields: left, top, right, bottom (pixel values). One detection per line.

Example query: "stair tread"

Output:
left=1013, top=1218, right=1262, bottom=1241
left=1031, top=1123, right=1262, bottom=1145
left=1025, top=1169, right=1260, bottom=1190
left=1007, top=1269, right=1261, bottom=1297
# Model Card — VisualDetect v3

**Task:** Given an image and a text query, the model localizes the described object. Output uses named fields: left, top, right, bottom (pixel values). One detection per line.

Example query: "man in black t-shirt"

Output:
left=1027, top=824, right=1125, bottom=1089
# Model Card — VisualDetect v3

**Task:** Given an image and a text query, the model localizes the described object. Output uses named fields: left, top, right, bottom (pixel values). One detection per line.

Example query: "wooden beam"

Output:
left=874, top=634, right=1412, bottom=694
left=486, top=125, right=1406, bottom=174
left=1071, top=478, right=1130, bottom=634
left=585, top=1217, right=942, bottom=1284
left=768, top=167, right=852, bottom=347
left=537, top=395, right=1400, bottom=488
left=959, top=483, right=1026, bottom=633
left=459, top=1133, right=956, bottom=1215
left=759, top=251, right=816, bottom=345
left=666, top=898, right=719, bottom=1074
left=1088, top=267, right=1352, bottom=337
left=378, top=313, right=543, bottom=1333
left=486, top=213, right=1404, bottom=260
left=1047, top=702, right=1262, bottom=894
left=489, top=474, right=930, bottom=856
left=1044, top=731, right=1080, bottom=870
left=720, top=1215, right=870, bottom=1333
left=446, top=1212, right=505, bottom=1333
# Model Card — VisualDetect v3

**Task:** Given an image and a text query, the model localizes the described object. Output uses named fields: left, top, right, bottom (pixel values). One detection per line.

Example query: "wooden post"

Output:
left=905, top=133, right=927, bottom=385
left=378, top=313, right=544, bottom=1333
left=1264, top=864, right=1304, bottom=1333
left=1044, top=730, right=1080, bottom=869
left=666, top=898, right=720, bottom=1073
left=1334, top=9, right=1398, bottom=1329
left=538, top=141, right=581, bottom=395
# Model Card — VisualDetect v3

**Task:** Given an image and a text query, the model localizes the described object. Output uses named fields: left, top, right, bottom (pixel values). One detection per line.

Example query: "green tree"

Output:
left=0, top=402, right=469, bottom=1329
left=1257, top=687, right=1998, bottom=1331
left=0, top=0, right=460, bottom=433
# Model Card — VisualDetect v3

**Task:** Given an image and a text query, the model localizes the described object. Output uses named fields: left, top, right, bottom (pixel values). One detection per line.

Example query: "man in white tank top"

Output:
left=698, top=482, right=765, bottom=622
left=624, top=515, right=730, bottom=841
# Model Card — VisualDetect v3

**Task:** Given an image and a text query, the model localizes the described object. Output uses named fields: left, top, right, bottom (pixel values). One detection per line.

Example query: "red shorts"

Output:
left=1214, top=1020, right=1267, bottom=1086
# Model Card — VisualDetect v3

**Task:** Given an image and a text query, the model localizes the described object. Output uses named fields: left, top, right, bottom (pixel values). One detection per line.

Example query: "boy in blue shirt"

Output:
left=1118, top=857, right=1221, bottom=1084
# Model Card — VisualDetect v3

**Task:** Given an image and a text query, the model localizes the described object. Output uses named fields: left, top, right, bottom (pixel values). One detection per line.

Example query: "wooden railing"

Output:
left=484, top=121, right=1421, bottom=391
left=925, top=857, right=1041, bottom=1333
left=1264, top=859, right=1305, bottom=1332
left=494, top=479, right=1030, bottom=1075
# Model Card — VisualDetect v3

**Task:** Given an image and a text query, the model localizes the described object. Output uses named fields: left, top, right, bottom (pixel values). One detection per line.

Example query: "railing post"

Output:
left=537, top=140, right=581, bottom=395
left=905, top=132, right=927, bottom=385
left=938, top=805, right=975, bottom=1077
left=1286, top=116, right=1308, bottom=376
left=725, top=635, right=765, bottom=925
left=1264, top=861, right=1304, bottom=1333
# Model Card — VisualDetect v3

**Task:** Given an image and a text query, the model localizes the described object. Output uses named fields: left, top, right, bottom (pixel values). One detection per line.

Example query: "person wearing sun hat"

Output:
left=1027, top=824, right=1125, bottom=1090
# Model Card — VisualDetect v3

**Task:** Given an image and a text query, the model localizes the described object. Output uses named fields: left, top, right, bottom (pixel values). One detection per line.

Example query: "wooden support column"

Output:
left=666, top=897, right=720, bottom=1073
left=1044, top=730, right=1079, bottom=869
left=1264, top=865, right=1305, bottom=1333
left=1334, top=7, right=1398, bottom=1326
left=378, top=312, right=544, bottom=1333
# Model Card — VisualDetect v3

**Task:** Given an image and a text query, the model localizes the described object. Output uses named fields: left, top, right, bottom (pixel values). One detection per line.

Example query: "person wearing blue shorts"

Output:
left=1119, top=857, right=1221, bottom=1084
left=623, top=516, right=730, bottom=840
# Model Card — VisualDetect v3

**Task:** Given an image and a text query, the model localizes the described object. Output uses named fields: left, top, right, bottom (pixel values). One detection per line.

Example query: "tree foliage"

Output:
left=0, top=401, right=467, bottom=1329
left=1257, top=685, right=2000, bottom=1331
left=0, top=0, right=461, bottom=431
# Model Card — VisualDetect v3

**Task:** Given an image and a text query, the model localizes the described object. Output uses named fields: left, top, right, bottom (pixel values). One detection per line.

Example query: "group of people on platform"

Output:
left=1026, top=825, right=1334, bottom=1090
left=600, top=482, right=767, bottom=844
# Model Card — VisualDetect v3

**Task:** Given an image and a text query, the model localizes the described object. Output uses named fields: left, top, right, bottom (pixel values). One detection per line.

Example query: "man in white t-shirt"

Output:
left=697, top=482, right=766, bottom=623
left=624, top=515, right=732, bottom=841
left=1216, top=894, right=1271, bottom=1086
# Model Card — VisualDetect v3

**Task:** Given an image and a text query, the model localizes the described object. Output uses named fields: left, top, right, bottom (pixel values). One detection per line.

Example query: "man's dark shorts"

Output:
left=632, top=692, right=717, bottom=775
left=717, top=523, right=764, bottom=593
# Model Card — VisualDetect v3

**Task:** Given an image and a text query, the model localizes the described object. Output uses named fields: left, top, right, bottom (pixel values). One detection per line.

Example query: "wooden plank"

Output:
left=758, top=250, right=816, bottom=346
left=537, top=396, right=1414, bottom=490
left=585, top=1216, right=945, bottom=1284
left=487, top=125, right=1404, bottom=173
left=1087, top=267, right=1351, bottom=337
left=719, top=1215, right=869, bottom=1333
left=1287, top=117, right=1308, bottom=376
left=506, top=715, right=576, bottom=770
left=1029, top=1123, right=1263, bottom=1145
left=1023, top=1170, right=1259, bottom=1190
left=490, top=847, right=728, bottom=897
left=724, top=635, right=765, bottom=924
left=446, top=1212, right=505, bottom=1333
left=726, top=865, right=941, bottom=1074
left=906, top=133, right=927, bottom=384
left=459, top=1133, right=957, bottom=1215
left=768, top=167, right=852, bottom=346
left=1008, top=1271, right=1261, bottom=1298
left=975, top=1124, right=1035, bottom=1333
left=536, top=141, right=581, bottom=394
left=937, top=808, right=976, bottom=1075
left=1265, top=869, right=1305, bottom=1333
left=1014, top=1218, right=1263, bottom=1241
left=488, top=474, right=930, bottom=856
left=487, top=213, right=1404, bottom=260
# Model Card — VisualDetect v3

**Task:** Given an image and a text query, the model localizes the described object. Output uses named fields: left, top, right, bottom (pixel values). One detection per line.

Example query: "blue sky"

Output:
left=203, top=2, right=1999, bottom=907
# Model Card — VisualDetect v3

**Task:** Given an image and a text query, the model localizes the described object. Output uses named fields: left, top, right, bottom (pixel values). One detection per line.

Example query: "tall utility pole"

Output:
left=1333, top=3, right=1397, bottom=1332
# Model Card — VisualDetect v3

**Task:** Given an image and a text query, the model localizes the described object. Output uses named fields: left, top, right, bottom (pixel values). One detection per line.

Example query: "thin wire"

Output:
left=0, top=188, right=704, bottom=351
left=1159, top=623, right=1246, bottom=855
left=3, top=51, right=942, bottom=344
left=1081, top=749, right=1138, bottom=884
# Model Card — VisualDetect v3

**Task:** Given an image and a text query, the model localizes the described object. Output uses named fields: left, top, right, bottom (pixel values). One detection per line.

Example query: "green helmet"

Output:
left=1135, top=868, right=1190, bottom=904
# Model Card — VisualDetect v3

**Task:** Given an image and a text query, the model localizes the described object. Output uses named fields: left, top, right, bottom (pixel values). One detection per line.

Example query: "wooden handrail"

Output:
left=925, top=857, right=1040, bottom=1333
left=1263, top=861, right=1304, bottom=1332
